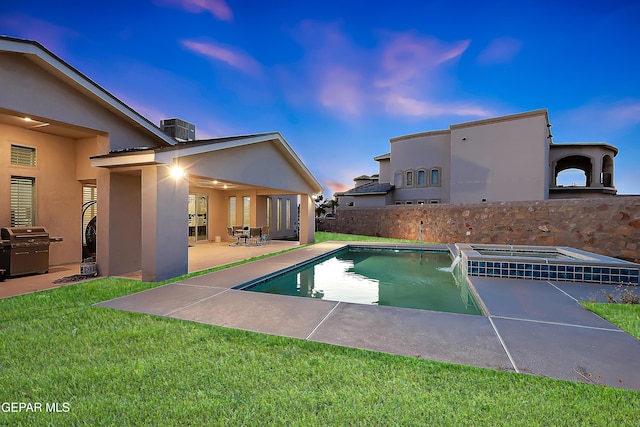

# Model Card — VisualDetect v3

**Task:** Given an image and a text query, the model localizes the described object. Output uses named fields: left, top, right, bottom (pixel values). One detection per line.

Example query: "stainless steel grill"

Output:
left=0, top=227, right=63, bottom=277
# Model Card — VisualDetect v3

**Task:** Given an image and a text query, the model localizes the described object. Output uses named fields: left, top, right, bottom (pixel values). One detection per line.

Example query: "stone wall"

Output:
left=322, top=196, right=640, bottom=262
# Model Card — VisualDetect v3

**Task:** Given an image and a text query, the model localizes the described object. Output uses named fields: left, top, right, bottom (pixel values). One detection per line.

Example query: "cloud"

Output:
left=325, top=180, right=351, bottom=193
left=0, top=13, right=78, bottom=55
left=182, top=40, right=263, bottom=76
left=319, top=67, right=365, bottom=115
left=383, top=95, right=495, bottom=118
left=281, top=22, right=492, bottom=121
left=559, top=100, right=640, bottom=135
left=477, top=37, right=523, bottom=66
left=375, top=32, right=470, bottom=89
left=154, top=0, right=233, bottom=21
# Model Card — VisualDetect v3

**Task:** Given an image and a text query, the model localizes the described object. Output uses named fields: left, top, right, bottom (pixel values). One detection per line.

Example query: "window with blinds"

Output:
left=228, top=196, right=237, bottom=226
left=11, top=176, right=35, bottom=227
left=11, top=145, right=36, bottom=167
left=285, top=199, right=291, bottom=230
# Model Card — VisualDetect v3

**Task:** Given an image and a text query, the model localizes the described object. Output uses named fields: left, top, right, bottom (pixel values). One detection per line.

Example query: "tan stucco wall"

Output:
left=549, top=144, right=617, bottom=189
left=141, top=166, right=188, bottom=282
left=1, top=123, right=84, bottom=264
left=377, top=158, right=391, bottom=183
left=178, top=141, right=316, bottom=195
left=0, top=52, right=164, bottom=153
left=449, top=112, right=549, bottom=203
left=97, top=171, right=142, bottom=276
left=389, top=132, right=450, bottom=203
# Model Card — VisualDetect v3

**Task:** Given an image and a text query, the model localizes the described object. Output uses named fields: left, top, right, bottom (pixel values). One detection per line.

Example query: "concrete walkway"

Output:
left=97, top=242, right=640, bottom=391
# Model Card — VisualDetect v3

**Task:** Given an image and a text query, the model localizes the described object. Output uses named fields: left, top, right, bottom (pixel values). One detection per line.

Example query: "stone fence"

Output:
left=321, top=196, right=640, bottom=262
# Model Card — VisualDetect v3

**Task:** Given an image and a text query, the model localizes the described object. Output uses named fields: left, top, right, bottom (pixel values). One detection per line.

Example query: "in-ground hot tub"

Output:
left=455, top=243, right=639, bottom=285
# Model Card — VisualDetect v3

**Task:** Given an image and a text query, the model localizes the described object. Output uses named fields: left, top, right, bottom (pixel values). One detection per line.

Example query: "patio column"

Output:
left=299, top=194, right=315, bottom=244
left=96, top=169, right=142, bottom=277
left=141, top=165, right=189, bottom=282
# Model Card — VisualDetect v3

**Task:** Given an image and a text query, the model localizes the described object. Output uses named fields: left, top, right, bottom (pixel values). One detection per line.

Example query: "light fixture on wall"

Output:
left=170, top=166, right=186, bottom=179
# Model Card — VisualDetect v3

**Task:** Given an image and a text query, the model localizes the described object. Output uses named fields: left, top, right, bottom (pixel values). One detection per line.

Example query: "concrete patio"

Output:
left=0, top=240, right=299, bottom=299
left=96, top=241, right=640, bottom=392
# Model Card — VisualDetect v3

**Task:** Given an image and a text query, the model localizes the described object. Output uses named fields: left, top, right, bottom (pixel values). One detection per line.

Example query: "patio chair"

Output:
left=260, top=226, right=269, bottom=244
left=249, top=227, right=262, bottom=246
left=227, top=226, right=240, bottom=246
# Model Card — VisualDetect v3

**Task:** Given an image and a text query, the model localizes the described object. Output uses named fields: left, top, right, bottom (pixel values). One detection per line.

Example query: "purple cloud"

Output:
left=182, top=40, right=263, bottom=76
left=281, top=22, right=491, bottom=120
left=383, top=94, right=494, bottom=118
left=154, top=0, right=233, bottom=21
left=0, top=13, right=78, bottom=55
left=477, top=37, right=523, bottom=65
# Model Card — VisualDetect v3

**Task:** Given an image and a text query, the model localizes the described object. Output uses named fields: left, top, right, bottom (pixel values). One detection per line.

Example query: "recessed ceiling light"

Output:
left=24, top=117, right=32, bottom=122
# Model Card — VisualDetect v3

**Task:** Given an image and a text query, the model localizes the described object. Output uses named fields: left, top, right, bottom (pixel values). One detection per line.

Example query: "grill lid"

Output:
left=1, top=227, right=49, bottom=240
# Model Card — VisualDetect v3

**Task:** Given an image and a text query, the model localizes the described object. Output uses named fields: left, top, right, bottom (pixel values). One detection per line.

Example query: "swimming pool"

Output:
left=239, top=247, right=483, bottom=316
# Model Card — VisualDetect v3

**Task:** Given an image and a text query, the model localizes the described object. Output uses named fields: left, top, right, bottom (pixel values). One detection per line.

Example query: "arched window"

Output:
left=394, top=171, right=403, bottom=187
left=430, top=168, right=441, bottom=186
left=556, top=168, right=587, bottom=186
left=417, top=169, right=427, bottom=187
left=554, top=155, right=592, bottom=187
left=405, top=170, right=414, bottom=187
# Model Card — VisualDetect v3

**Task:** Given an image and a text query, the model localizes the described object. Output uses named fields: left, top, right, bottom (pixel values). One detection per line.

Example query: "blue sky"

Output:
left=2, top=0, right=639, bottom=195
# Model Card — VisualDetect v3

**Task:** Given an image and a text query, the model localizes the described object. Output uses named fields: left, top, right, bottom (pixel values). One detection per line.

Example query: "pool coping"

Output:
left=96, top=241, right=640, bottom=391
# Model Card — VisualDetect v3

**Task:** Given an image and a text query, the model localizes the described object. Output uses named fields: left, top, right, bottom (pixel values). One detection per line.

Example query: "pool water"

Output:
left=243, top=248, right=482, bottom=315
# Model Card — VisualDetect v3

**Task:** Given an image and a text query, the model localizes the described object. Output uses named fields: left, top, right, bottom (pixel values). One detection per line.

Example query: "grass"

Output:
left=315, top=231, right=430, bottom=244
left=1, top=232, right=639, bottom=425
left=582, top=302, right=640, bottom=339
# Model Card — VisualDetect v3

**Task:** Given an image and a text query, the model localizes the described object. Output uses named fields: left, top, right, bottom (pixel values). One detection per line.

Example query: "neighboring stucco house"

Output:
left=0, top=36, right=322, bottom=281
left=338, top=109, right=617, bottom=207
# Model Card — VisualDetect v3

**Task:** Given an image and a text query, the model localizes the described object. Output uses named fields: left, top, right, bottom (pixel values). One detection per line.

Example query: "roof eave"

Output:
left=0, top=36, right=176, bottom=147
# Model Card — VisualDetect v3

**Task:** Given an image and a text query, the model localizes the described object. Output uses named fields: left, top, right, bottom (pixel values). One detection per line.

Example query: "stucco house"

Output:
left=338, top=109, right=617, bottom=207
left=0, top=36, right=322, bottom=282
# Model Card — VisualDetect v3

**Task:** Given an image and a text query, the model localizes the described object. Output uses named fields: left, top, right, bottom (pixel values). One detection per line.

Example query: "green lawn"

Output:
left=582, top=302, right=640, bottom=339
left=1, top=233, right=639, bottom=426
left=315, top=231, right=432, bottom=244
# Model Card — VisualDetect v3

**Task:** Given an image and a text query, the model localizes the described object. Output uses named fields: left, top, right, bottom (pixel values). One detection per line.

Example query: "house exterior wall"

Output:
left=0, top=123, right=82, bottom=265
left=141, top=166, right=188, bottom=282
left=449, top=111, right=549, bottom=203
left=549, top=144, right=617, bottom=189
left=389, top=131, right=450, bottom=204
left=102, top=171, right=142, bottom=276
left=266, top=194, right=298, bottom=239
left=179, top=142, right=316, bottom=196
left=0, top=52, right=164, bottom=153
left=378, top=158, right=391, bottom=184
left=341, top=194, right=391, bottom=208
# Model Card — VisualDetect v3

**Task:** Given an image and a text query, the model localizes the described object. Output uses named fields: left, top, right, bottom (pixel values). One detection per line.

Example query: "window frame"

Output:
left=405, top=170, right=414, bottom=187
left=430, top=168, right=441, bottom=187
left=10, top=175, right=36, bottom=227
left=10, top=144, right=37, bottom=168
left=416, top=169, right=427, bottom=187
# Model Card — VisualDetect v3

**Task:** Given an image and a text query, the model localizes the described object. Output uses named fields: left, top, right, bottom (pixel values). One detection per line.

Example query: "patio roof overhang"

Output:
left=90, top=132, right=323, bottom=195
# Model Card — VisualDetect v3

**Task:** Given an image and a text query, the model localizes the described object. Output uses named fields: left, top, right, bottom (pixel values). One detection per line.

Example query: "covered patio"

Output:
left=90, top=132, right=322, bottom=282
left=0, top=239, right=299, bottom=299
